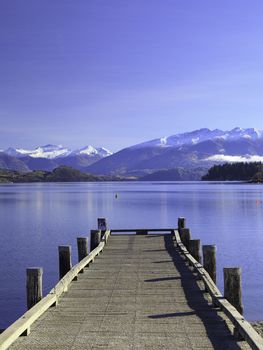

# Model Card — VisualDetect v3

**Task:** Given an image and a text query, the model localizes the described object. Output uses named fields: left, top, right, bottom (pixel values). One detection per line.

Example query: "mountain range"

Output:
left=0, top=145, right=112, bottom=172
left=4, top=144, right=112, bottom=159
left=1, top=128, right=263, bottom=177
left=87, top=127, right=263, bottom=176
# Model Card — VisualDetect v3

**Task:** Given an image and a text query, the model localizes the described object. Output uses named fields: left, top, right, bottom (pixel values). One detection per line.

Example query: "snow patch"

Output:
left=191, top=137, right=199, bottom=144
left=71, top=146, right=112, bottom=157
left=160, top=137, right=167, bottom=146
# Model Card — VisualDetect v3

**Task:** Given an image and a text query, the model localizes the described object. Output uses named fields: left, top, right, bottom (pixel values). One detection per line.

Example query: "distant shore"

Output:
left=0, top=166, right=135, bottom=183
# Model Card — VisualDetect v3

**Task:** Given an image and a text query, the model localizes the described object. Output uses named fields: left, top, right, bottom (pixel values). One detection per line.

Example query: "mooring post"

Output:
left=98, top=217, right=107, bottom=238
left=178, top=217, right=186, bottom=233
left=180, top=228, right=191, bottom=250
left=77, top=237, right=88, bottom=273
left=224, top=267, right=243, bottom=315
left=27, top=267, right=43, bottom=310
left=90, top=229, right=101, bottom=251
left=203, top=245, right=217, bottom=284
left=58, top=246, right=72, bottom=279
left=189, top=239, right=201, bottom=263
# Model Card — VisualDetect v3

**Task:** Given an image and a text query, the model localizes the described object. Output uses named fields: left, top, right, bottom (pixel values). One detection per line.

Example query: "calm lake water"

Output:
left=0, top=181, right=263, bottom=327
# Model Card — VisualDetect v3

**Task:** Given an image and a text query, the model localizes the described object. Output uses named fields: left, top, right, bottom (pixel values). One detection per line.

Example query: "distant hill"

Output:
left=0, top=166, right=126, bottom=183
left=0, top=153, right=29, bottom=172
left=140, top=168, right=207, bottom=181
left=19, top=154, right=101, bottom=172
left=202, top=162, right=263, bottom=182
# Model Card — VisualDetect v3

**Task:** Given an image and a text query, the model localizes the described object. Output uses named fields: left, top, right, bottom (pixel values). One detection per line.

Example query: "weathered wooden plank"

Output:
left=0, top=294, right=56, bottom=350
left=0, top=230, right=111, bottom=350
left=173, top=230, right=263, bottom=350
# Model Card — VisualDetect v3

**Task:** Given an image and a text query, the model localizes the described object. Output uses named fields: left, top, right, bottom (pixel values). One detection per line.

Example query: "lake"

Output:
left=0, top=181, right=262, bottom=328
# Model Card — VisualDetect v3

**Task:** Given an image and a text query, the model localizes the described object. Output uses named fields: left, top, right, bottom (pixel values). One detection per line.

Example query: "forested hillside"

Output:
left=202, top=162, right=263, bottom=181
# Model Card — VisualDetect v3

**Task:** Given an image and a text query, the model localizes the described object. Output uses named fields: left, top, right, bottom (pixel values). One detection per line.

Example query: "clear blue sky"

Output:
left=1, top=0, right=263, bottom=151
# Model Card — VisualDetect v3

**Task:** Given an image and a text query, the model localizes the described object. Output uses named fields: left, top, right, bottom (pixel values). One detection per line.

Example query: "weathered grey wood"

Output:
left=0, top=231, right=111, bottom=350
left=7, top=232, right=261, bottom=350
left=174, top=230, right=263, bottom=350
left=203, top=245, right=217, bottom=284
left=98, top=217, right=107, bottom=231
left=189, top=239, right=201, bottom=263
left=224, top=267, right=243, bottom=315
left=180, top=228, right=191, bottom=250
left=90, top=230, right=101, bottom=251
left=2, top=230, right=263, bottom=350
left=58, top=246, right=72, bottom=279
left=178, top=217, right=186, bottom=231
left=26, top=268, right=43, bottom=310
left=77, top=237, right=88, bottom=261
left=0, top=294, right=57, bottom=350
left=77, top=237, right=88, bottom=273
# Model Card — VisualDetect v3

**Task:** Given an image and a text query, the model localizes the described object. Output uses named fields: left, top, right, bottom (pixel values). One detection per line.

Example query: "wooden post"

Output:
left=27, top=267, right=43, bottom=310
left=224, top=267, right=243, bottom=315
left=189, top=239, right=201, bottom=263
left=98, top=218, right=107, bottom=231
left=58, top=246, right=72, bottom=279
left=77, top=237, right=88, bottom=273
left=90, top=230, right=101, bottom=251
left=98, top=218, right=107, bottom=238
left=180, top=228, right=191, bottom=250
left=203, top=245, right=216, bottom=284
left=77, top=237, right=88, bottom=261
left=178, top=217, right=186, bottom=232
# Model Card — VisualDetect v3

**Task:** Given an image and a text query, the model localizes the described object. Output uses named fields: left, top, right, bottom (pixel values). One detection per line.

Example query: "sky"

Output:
left=1, top=0, right=263, bottom=152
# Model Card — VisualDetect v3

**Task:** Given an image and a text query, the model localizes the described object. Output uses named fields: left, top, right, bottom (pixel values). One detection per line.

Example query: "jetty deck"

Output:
left=8, top=233, right=250, bottom=350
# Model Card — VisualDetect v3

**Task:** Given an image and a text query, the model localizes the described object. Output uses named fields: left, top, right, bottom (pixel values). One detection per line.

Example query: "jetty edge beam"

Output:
left=0, top=230, right=110, bottom=350
left=173, top=229, right=263, bottom=350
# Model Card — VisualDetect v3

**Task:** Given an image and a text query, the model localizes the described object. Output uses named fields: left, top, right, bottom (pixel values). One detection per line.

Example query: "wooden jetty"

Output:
left=0, top=219, right=263, bottom=349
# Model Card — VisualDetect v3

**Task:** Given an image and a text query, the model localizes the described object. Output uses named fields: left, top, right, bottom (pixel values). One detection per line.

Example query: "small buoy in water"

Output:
left=115, top=194, right=118, bottom=199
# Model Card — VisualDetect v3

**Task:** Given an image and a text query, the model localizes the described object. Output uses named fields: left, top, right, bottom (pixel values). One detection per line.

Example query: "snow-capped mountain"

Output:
left=5, top=145, right=71, bottom=159
left=1, top=144, right=113, bottom=172
left=2, top=128, right=263, bottom=176
left=131, top=128, right=263, bottom=149
left=87, top=128, right=263, bottom=176
left=4, top=144, right=112, bottom=159
left=70, top=146, right=112, bottom=157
